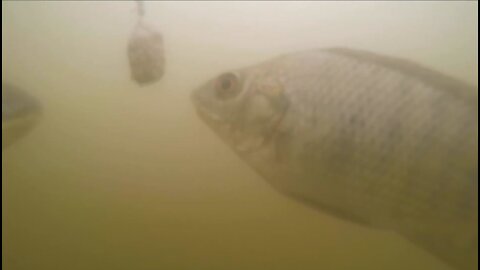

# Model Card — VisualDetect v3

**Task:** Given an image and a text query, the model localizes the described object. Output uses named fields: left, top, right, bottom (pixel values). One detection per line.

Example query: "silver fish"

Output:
left=191, top=48, right=478, bottom=270
left=2, top=83, right=42, bottom=148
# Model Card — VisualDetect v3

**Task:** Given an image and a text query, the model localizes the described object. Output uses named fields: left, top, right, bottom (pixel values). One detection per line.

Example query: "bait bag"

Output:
left=127, top=20, right=165, bottom=85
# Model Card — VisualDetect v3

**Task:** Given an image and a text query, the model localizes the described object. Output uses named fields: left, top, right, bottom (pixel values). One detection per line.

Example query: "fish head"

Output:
left=2, top=83, right=42, bottom=148
left=191, top=67, right=289, bottom=158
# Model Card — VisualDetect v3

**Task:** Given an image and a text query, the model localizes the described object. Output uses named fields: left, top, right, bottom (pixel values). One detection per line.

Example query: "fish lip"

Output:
left=192, top=103, right=238, bottom=149
left=2, top=104, right=42, bottom=122
left=194, top=106, right=223, bottom=130
left=3, top=105, right=42, bottom=125
left=194, top=106, right=255, bottom=156
left=2, top=84, right=43, bottom=122
left=191, top=89, right=223, bottom=125
left=2, top=111, right=41, bottom=128
left=2, top=112, right=41, bottom=149
left=2, top=105, right=42, bottom=135
left=191, top=86, right=260, bottom=157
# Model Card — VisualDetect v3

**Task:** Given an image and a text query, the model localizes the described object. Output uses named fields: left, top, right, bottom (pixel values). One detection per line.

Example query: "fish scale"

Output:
left=191, top=48, right=478, bottom=270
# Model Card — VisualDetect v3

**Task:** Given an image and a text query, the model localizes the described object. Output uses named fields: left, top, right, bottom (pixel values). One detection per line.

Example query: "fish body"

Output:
left=191, top=48, right=478, bottom=270
left=2, top=83, right=42, bottom=148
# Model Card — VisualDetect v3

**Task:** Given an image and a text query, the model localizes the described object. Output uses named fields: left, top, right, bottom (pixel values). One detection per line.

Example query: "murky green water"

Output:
left=2, top=1, right=477, bottom=269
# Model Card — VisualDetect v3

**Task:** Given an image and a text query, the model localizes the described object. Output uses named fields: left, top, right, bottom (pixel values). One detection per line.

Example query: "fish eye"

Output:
left=215, top=73, right=241, bottom=100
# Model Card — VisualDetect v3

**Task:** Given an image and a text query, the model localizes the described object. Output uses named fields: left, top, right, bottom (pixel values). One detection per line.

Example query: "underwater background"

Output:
left=2, top=1, right=477, bottom=269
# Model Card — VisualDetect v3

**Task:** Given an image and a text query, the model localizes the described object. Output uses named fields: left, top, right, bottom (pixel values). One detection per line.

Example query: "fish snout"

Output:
left=2, top=85, right=42, bottom=122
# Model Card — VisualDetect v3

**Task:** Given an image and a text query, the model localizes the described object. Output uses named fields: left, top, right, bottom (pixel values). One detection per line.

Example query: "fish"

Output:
left=191, top=48, right=478, bottom=270
left=2, top=83, right=42, bottom=149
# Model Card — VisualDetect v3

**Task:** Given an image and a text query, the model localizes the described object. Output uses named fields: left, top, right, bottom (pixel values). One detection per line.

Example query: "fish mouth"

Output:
left=2, top=104, right=41, bottom=123
left=2, top=110, right=41, bottom=130
left=193, top=106, right=225, bottom=136
left=191, top=88, right=266, bottom=156
left=192, top=102, right=240, bottom=149
left=193, top=105, right=265, bottom=157
left=191, top=87, right=224, bottom=126
left=2, top=111, right=41, bottom=148
left=2, top=85, right=42, bottom=148
left=2, top=84, right=42, bottom=121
